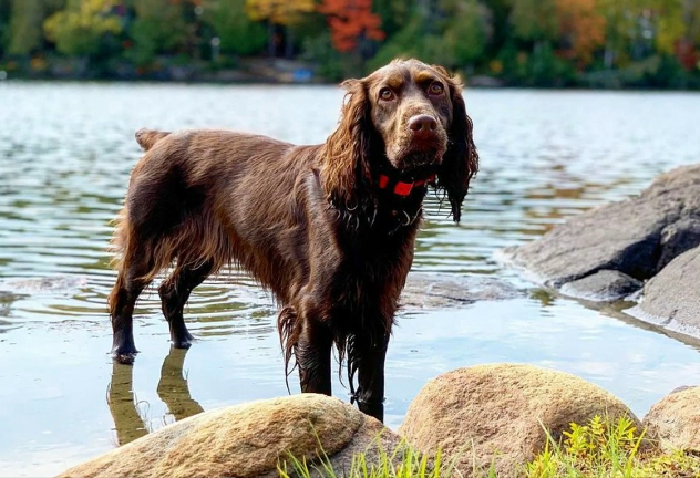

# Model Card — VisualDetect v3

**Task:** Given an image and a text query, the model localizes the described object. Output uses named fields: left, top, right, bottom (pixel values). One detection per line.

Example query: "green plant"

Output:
left=525, top=415, right=700, bottom=478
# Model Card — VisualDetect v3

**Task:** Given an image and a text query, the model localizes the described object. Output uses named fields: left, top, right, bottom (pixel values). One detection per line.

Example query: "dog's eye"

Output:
left=428, top=82, right=444, bottom=95
left=379, top=88, right=394, bottom=101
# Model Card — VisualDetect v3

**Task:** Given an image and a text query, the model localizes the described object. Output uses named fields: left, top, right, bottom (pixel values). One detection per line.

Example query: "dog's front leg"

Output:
left=296, top=318, right=332, bottom=396
left=354, top=332, right=389, bottom=422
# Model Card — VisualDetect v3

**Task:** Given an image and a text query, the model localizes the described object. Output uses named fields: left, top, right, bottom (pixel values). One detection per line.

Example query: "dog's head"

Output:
left=322, top=59, right=478, bottom=222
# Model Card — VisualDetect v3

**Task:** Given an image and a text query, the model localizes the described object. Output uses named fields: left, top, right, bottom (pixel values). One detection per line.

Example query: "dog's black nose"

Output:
left=408, top=115, right=437, bottom=136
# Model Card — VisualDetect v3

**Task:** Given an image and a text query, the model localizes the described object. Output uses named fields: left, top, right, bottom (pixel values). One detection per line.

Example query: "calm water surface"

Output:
left=2, top=83, right=700, bottom=476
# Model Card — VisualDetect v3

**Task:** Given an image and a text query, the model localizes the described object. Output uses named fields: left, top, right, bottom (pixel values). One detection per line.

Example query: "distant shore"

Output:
left=4, top=75, right=700, bottom=92
left=2, top=57, right=700, bottom=91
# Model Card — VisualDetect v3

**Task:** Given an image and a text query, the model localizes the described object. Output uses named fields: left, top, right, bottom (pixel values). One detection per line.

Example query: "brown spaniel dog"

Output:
left=108, top=59, right=478, bottom=422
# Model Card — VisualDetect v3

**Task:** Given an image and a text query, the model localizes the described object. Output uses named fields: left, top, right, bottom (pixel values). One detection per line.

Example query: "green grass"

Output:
left=277, top=416, right=700, bottom=478
left=277, top=436, right=458, bottom=478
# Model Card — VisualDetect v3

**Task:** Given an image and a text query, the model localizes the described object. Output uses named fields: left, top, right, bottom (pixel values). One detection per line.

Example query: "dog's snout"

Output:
left=408, top=114, right=437, bottom=136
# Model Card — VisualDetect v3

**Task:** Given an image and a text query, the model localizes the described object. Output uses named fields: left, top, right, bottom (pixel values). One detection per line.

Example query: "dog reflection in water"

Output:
left=107, top=347, right=203, bottom=446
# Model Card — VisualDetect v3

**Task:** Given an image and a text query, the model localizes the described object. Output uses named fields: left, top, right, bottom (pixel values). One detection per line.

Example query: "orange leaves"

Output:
left=555, top=0, right=606, bottom=67
left=318, top=0, right=384, bottom=53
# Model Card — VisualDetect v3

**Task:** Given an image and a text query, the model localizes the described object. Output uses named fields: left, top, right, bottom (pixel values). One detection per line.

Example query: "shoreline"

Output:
left=4, top=76, right=700, bottom=94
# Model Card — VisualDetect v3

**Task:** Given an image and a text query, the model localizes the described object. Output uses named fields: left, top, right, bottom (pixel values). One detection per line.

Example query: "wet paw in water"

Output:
left=112, top=334, right=138, bottom=365
left=172, top=332, right=195, bottom=349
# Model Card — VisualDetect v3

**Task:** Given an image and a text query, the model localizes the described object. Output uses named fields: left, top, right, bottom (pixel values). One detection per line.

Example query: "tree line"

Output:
left=0, top=0, right=699, bottom=88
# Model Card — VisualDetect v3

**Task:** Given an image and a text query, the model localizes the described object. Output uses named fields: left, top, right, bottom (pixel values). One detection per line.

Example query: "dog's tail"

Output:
left=135, top=128, right=170, bottom=151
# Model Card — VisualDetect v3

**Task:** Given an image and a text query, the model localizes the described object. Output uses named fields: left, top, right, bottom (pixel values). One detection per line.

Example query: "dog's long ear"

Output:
left=437, top=69, right=479, bottom=223
left=322, top=79, right=374, bottom=213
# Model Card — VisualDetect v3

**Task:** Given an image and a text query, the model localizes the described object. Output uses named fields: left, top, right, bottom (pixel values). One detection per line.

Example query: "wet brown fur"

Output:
left=108, top=59, right=478, bottom=421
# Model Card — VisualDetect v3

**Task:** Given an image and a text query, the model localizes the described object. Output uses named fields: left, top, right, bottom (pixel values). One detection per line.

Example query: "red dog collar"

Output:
left=378, top=174, right=435, bottom=197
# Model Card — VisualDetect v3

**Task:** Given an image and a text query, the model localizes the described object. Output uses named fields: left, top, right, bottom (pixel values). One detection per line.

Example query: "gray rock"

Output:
left=658, top=217, right=700, bottom=270
left=0, top=276, right=87, bottom=292
left=670, top=385, right=693, bottom=395
left=559, top=270, right=642, bottom=302
left=500, top=164, right=700, bottom=288
left=634, top=246, right=700, bottom=337
left=400, top=272, right=524, bottom=310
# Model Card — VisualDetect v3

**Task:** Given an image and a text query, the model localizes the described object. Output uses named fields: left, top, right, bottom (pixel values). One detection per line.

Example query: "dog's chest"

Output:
left=329, top=232, right=412, bottom=309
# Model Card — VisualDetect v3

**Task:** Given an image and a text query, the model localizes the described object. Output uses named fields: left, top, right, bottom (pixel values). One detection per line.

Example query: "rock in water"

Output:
left=401, top=272, right=524, bottom=309
left=500, top=164, right=700, bottom=292
left=634, top=246, right=700, bottom=338
left=643, top=386, right=700, bottom=453
left=398, top=364, right=639, bottom=478
left=58, top=394, right=402, bottom=478
left=560, top=270, right=642, bottom=302
left=657, top=217, right=700, bottom=271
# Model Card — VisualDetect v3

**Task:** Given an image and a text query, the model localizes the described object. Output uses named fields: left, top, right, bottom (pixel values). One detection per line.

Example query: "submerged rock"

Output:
left=1, top=272, right=522, bottom=314
left=643, top=386, right=700, bottom=453
left=559, top=270, right=642, bottom=302
left=0, top=276, right=87, bottom=292
left=398, top=363, right=639, bottom=478
left=633, top=246, right=700, bottom=337
left=500, top=164, right=700, bottom=292
left=401, top=272, right=524, bottom=310
left=58, top=394, right=402, bottom=478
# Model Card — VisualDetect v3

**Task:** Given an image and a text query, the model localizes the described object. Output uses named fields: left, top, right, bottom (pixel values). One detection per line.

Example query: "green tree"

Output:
left=653, top=0, right=686, bottom=54
left=205, top=0, right=266, bottom=55
left=510, top=0, right=558, bottom=44
left=597, top=0, right=645, bottom=68
left=0, top=0, right=10, bottom=54
left=372, top=0, right=487, bottom=70
left=482, top=0, right=512, bottom=56
left=686, top=0, right=700, bottom=44
left=373, top=0, right=413, bottom=39
left=43, top=0, right=122, bottom=56
left=442, top=0, right=489, bottom=65
left=8, top=0, right=44, bottom=54
left=128, top=0, right=189, bottom=65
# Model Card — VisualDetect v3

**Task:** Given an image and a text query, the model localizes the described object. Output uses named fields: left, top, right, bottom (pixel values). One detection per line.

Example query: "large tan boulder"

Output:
left=59, top=394, right=401, bottom=478
left=643, top=386, right=700, bottom=453
left=398, top=364, right=639, bottom=478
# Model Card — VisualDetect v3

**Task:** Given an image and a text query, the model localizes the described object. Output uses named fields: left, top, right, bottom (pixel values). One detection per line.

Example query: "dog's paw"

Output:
left=171, top=331, right=195, bottom=349
left=112, top=338, right=138, bottom=365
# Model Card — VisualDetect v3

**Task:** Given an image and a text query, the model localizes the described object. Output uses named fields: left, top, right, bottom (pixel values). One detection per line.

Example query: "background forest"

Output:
left=1, top=0, right=699, bottom=88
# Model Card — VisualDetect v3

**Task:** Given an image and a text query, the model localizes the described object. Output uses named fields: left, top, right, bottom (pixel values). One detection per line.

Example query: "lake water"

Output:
left=2, top=83, right=700, bottom=476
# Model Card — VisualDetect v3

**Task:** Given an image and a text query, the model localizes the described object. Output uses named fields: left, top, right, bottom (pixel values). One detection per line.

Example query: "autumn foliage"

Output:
left=318, top=0, right=384, bottom=53
left=246, top=0, right=315, bottom=25
left=2, top=0, right=700, bottom=87
left=555, top=0, right=607, bottom=67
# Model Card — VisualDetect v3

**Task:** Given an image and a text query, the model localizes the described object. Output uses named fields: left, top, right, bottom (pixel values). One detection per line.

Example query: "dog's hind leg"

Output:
left=158, top=259, right=214, bottom=349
